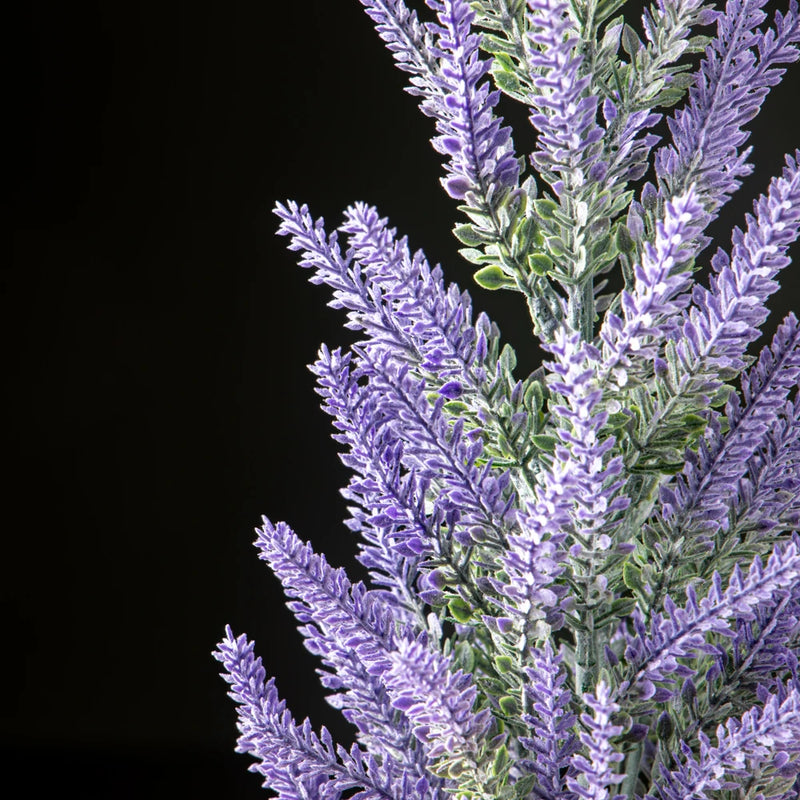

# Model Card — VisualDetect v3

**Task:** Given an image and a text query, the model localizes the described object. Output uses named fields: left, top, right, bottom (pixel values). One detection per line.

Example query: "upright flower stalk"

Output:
left=215, top=2, right=800, bottom=799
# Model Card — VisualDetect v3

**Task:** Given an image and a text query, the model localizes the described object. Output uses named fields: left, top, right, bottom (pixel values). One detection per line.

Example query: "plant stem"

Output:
left=622, top=741, right=644, bottom=799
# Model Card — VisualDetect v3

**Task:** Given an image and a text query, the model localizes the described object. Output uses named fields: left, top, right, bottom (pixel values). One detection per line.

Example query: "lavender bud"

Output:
left=656, top=711, right=674, bottom=741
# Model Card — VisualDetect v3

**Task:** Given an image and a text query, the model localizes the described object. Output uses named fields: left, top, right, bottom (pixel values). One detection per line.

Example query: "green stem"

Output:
left=575, top=628, right=590, bottom=698
left=621, top=741, right=644, bottom=799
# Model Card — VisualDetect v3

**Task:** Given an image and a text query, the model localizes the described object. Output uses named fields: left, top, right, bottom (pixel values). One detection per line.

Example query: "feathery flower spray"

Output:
left=215, top=1, right=800, bottom=797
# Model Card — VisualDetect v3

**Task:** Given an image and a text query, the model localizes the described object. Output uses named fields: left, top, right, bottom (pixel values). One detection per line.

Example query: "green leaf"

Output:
left=605, top=411, right=631, bottom=430
left=710, top=384, right=735, bottom=407
left=444, top=400, right=470, bottom=414
left=531, top=434, right=557, bottom=452
left=629, top=460, right=685, bottom=475
left=667, top=72, right=697, bottom=91
left=514, top=776, right=536, bottom=800
left=474, top=265, right=515, bottom=290
left=453, top=641, right=475, bottom=673
left=528, top=252, right=554, bottom=276
left=494, top=68, right=521, bottom=96
left=499, top=343, right=517, bottom=373
left=459, top=247, right=488, bottom=265
left=615, top=224, right=635, bottom=253
left=657, top=89, right=689, bottom=108
left=622, top=24, right=643, bottom=57
left=498, top=696, right=519, bottom=716
left=600, top=16, right=624, bottom=52
left=533, top=198, right=558, bottom=218
left=492, top=744, right=509, bottom=777
left=591, top=234, right=615, bottom=263
left=595, top=0, right=628, bottom=25
left=524, top=379, right=545, bottom=412
left=606, top=597, right=637, bottom=618
left=545, top=236, right=567, bottom=258
left=495, top=655, right=514, bottom=674
left=482, top=34, right=518, bottom=57
left=657, top=711, right=674, bottom=741
left=449, top=597, right=473, bottom=623
left=453, top=223, right=486, bottom=247
left=622, top=561, right=645, bottom=593
left=682, top=413, right=707, bottom=431
left=686, top=34, right=713, bottom=54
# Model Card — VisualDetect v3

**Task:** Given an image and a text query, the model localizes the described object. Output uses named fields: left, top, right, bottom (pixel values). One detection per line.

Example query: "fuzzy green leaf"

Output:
left=531, top=434, right=557, bottom=452
left=595, top=0, right=628, bottom=25
left=474, top=265, right=515, bottom=289
left=495, top=655, right=514, bottom=674
left=499, top=344, right=517, bottom=373
left=492, top=744, right=509, bottom=777
left=444, top=400, right=471, bottom=414
left=453, top=641, right=476, bottom=673
left=498, top=696, right=519, bottom=716
left=622, top=24, right=643, bottom=57
left=514, top=776, right=536, bottom=800
left=494, top=67, right=522, bottom=96
left=453, top=223, right=487, bottom=247
left=449, top=597, right=473, bottom=623
left=622, top=561, right=645, bottom=594
left=528, top=252, right=554, bottom=276
left=533, top=198, right=558, bottom=218
left=615, top=224, right=635, bottom=254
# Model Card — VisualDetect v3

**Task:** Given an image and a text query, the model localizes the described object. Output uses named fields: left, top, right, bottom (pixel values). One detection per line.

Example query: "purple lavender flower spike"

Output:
left=251, top=520, right=447, bottom=791
left=274, top=200, right=408, bottom=354
left=277, top=200, right=506, bottom=408
left=544, top=329, right=630, bottom=560
left=567, top=681, right=626, bottom=800
left=656, top=0, right=800, bottom=215
left=598, top=188, right=707, bottom=385
left=306, top=634, right=437, bottom=780
left=728, top=583, right=800, bottom=695
left=340, top=202, right=488, bottom=384
left=518, top=642, right=578, bottom=798
left=383, top=634, right=492, bottom=771
left=601, top=0, right=717, bottom=188
left=732, top=394, right=800, bottom=541
left=648, top=683, right=800, bottom=800
left=670, top=150, right=800, bottom=393
left=423, top=0, right=520, bottom=201
left=357, top=0, right=444, bottom=101
left=492, top=490, right=570, bottom=639
left=526, top=0, right=605, bottom=192
left=658, top=313, right=800, bottom=555
left=489, top=330, right=631, bottom=642
left=623, top=537, right=800, bottom=705
left=311, top=345, right=436, bottom=615
left=214, top=627, right=433, bottom=800
left=254, top=519, right=399, bottom=674
left=358, top=348, right=514, bottom=551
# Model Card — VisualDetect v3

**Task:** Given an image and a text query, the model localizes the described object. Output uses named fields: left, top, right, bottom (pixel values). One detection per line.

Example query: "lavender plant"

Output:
left=215, top=1, right=800, bottom=797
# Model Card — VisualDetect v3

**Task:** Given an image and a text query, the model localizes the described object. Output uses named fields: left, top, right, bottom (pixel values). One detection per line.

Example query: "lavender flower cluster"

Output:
left=215, top=1, right=800, bottom=798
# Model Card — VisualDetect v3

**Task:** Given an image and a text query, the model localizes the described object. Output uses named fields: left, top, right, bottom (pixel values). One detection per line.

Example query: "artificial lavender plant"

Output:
left=215, top=0, right=800, bottom=797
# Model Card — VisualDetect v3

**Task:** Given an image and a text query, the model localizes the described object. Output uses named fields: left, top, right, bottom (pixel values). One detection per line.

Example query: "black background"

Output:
left=4, top=1, right=800, bottom=797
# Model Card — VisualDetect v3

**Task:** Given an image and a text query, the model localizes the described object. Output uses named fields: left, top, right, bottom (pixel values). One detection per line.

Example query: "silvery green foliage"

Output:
left=215, top=1, right=800, bottom=798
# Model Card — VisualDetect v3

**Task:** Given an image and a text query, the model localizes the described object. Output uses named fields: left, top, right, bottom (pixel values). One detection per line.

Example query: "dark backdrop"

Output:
left=5, top=1, right=800, bottom=797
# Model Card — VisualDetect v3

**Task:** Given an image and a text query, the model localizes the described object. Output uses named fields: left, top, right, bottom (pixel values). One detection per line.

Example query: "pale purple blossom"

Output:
left=656, top=0, right=800, bottom=214
left=218, top=3, right=800, bottom=799
left=567, top=682, right=626, bottom=800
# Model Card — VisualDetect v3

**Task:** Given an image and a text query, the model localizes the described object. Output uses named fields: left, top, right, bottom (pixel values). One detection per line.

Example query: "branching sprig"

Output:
left=217, top=3, right=800, bottom=800
left=656, top=0, right=800, bottom=216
